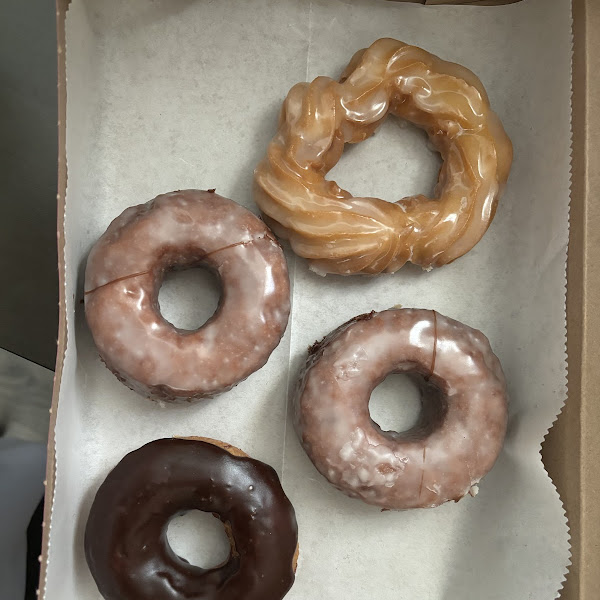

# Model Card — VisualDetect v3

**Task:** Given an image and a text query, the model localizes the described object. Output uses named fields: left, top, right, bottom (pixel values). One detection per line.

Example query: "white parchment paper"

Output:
left=46, top=0, right=572, bottom=598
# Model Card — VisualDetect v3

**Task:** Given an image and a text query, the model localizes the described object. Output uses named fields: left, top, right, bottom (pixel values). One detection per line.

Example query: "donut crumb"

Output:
left=377, top=464, right=396, bottom=475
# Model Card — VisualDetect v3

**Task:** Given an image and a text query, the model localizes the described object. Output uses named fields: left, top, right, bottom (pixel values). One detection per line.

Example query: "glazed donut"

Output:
left=294, top=309, right=508, bottom=509
left=255, top=38, right=513, bottom=275
left=84, top=437, right=299, bottom=600
left=84, top=190, right=290, bottom=402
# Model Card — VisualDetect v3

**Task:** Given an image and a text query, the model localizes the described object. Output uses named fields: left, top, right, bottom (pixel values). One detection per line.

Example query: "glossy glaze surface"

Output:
left=294, top=309, right=508, bottom=509
left=84, top=190, right=290, bottom=401
left=84, top=438, right=298, bottom=600
left=255, top=39, right=513, bottom=275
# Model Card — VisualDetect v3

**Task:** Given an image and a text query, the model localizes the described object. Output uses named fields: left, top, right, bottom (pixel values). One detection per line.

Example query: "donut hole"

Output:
left=166, top=510, right=231, bottom=569
left=326, top=117, right=442, bottom=203
left=158, top=266, right=221, bottom=331
left=369, top=372, right=447, bottom=439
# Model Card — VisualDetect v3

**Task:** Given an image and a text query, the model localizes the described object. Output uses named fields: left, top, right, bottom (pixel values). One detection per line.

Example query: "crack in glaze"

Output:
left=84, top=270, right=152, bottom=296
left=84, top=234, right=276, bottom=296
left=429, top=309, right=438, bottom=378
left=418, top=446, right=427, bottom=500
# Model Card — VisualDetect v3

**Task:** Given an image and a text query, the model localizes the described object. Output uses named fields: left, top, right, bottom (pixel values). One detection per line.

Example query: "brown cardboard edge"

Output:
left=577, top=4, right=600, bottom=595
left=390, top=0, right=521, bottom=4
left=541, top=0, right=581, bottom=592
left=39, top=1, right=68, bottom=597
left=543, top=1, right=600, bottom=599
left=46, top=1, right=587, bottom=599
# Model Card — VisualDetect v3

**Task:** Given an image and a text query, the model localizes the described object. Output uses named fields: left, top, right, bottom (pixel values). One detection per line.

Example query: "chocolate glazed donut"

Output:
left=84, top=438, right=298, bottom=600
left=294, top=309, right=508, bottom=510
left=84, top=190, right=290, bottom=402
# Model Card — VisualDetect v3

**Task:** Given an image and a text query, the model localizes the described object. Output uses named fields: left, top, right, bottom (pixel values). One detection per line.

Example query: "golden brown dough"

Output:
left=255, top=38, right=513, bottom=275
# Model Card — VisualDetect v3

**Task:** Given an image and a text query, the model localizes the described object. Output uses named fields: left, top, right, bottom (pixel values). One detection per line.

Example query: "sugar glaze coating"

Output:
left=255, top=38, right=513, bottom=275
left=84, top=438, right=299, bottom=600
left=84, top=190, right=290, bottom=402
left=294, top=309, right=508, bottom=509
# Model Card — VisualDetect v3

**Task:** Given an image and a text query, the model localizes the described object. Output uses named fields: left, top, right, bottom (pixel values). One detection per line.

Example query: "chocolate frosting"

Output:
left=84, top=438, right=298, bottom=600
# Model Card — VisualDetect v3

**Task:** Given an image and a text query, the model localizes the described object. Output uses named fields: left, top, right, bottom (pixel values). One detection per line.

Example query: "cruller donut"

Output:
left=255, top=38, right=513, bottom=275
left=294, top=309, right=508, bottom=509
left=84, top=437, right=299, bottom=600
left=84, top=190, right=290, bottom=402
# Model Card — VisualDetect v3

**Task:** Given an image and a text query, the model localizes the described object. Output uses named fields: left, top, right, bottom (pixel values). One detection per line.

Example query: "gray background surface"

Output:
left=1, top=0, right=59, bottom=370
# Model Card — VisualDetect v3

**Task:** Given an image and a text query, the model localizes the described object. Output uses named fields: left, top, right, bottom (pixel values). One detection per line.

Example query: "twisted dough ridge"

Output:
left=254, top=38, right=513, bottom=275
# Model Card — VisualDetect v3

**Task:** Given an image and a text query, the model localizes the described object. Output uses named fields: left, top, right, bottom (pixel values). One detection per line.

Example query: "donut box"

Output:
left=42, top=0, right=596, bottom=599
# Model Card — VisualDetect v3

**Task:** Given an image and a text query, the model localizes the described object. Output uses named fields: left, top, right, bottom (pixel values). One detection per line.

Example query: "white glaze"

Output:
left=85, top=190, right=290, bottom=402
left=294, top=309, right=508, bottom=509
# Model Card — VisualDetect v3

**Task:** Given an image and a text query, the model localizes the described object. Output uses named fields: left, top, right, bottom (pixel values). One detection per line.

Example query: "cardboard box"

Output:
left=45, top=0, right=597, bottom=597
left=542, top=0, right=600, bottom=597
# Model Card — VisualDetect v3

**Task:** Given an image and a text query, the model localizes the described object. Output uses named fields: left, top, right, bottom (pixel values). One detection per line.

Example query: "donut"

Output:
left=294, top=309, right=508, bottom=509
left=254, top=38, right=513, bottom=275
left=84, top=437, right=299, bottom=600
left=84, top=190, right=290, bottom=402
